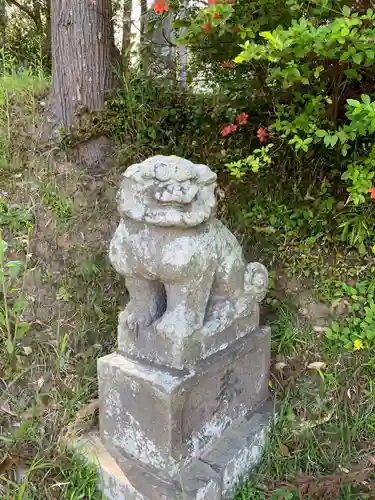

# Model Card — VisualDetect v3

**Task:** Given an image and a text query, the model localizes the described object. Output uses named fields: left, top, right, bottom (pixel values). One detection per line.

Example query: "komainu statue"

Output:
left=109, top=155, right=268, bottom=368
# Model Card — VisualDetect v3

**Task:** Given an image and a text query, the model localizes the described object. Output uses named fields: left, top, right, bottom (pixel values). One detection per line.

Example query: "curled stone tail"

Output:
left=244, top=262, right=269, bottom=303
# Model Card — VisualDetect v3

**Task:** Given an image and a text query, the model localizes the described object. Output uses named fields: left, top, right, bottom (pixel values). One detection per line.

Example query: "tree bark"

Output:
left=140, top=0, right=148, bottom=70
left=122, top=0, right=132, bottom=69
left=0, top=0, right=6, bottom=67
left=43, top=0, right=51, bottom=70
left=49, top=0, right=116, bottom=170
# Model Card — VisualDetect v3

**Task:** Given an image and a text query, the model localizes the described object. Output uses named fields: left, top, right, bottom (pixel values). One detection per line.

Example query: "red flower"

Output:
left=208, top=0, right=217, bottom=3
left=214, top=12, right=221, bottom=19
left=202, top=22, right=211, bottom=33
left=257, top=127, right=266, bottom=143
left=221, top=60, right=235, bottom=69
left=221, top=124, right=237, bottom=136
left=154, top=0, right=168, bottom=14
left=368, top=187, right=375, bottom=199
left=233, top=26, right=239, bottom=33
left=236, top=112, right=248, bottom=125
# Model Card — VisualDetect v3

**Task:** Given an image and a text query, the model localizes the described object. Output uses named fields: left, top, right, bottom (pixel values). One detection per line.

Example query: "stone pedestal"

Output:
left=84, top=400, right=273, bottom=500
left=88, top=326, right=273, bottom=499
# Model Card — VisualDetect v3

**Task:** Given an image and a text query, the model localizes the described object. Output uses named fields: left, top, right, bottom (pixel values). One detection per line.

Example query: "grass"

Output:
left=235, top=305, right=375, bottom=499
left=0, top=67, right=374, bottom=500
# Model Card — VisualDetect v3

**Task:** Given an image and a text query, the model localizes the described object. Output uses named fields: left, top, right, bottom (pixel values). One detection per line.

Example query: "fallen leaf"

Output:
left=275, top=361, right=287, bottom=371
left=338, top=465, right=349, bottom=473
left=23, top=346, right=32, bottom=356
left=252, top=225, right=277, bottom=234
left=307, top=361, right=326, bottom=371
left=279, top=444, right=290, bottom=457
left=0, top=454, right=19, bottom=475
left=297, top=410, right=334, bottom=432
left=36, top=377, right=45, bottom=391
left=76, top=399, right=99, bottom=420
left=313, top=325, right=325, bottom=333
left=94, top=305, right=104, bottom=318
left=368, top=455, right=375, bottom=466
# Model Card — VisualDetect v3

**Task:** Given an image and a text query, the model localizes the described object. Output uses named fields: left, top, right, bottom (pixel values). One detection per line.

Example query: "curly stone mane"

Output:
left=117, top=156, right=217, bottom=227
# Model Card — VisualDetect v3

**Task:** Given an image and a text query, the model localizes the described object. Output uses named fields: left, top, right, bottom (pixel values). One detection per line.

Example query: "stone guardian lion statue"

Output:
left=110, top=156, right=268, bottom=344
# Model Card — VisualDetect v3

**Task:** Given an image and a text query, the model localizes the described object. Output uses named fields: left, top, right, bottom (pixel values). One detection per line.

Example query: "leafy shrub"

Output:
left=172, top=0, right=375, bottom=250
left=325, top=277, right=375, bottom=351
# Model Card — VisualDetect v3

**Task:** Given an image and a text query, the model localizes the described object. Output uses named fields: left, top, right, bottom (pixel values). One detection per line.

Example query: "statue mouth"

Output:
left=153, top=182, right=199, bottom=205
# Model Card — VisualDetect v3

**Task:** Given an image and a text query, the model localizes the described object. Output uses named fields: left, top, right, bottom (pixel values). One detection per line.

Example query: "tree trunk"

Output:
left=0, top=0, right=6, bottom=69
left=42, top=0, right=51, bottom=70
left=49, top=0, right=116, bottom=170
left=122, top=0, right=132, bottom=69
left=140, top=0, right=148, bottom=71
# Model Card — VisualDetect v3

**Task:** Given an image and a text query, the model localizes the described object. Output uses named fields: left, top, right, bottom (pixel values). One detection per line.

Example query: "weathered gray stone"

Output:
left=81, top=400, right=274, bottom=500
left=109, top=156, right=268, bottom=370
left=79, top=156, right=275, bottom=499
left=99, top=327, right=270, bottom=478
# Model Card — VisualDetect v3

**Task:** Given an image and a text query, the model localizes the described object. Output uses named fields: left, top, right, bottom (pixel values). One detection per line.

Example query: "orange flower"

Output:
left=214, top=12, right=221, bottom=19
left=154, top=0, right=168, bottom=14
left=221, top=60, right=235, bottom=69
left=202, top=22, right=211, bottom=33
left=368, top=187, right=375, bottom=199
left=236, top=112, right=248, bottom=125
left=221, top=124, right=237, bottom=136
left=257, top=127, right=266, bottom=142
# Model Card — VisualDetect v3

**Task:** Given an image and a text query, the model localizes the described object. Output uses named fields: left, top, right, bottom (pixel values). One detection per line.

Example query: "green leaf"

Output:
left=343, top=5, right=351, bottom=16
left=6, top=260, right=23, bottom=279
left=314, top=65, right=324, bottom=78
left=341, top=26, right=350, bottom=36
left=324, top=134, right=331, bottom=147
left=315, top=129, right=327, bottom=138
left=347, top=99, right=361, bottom=107
left=344, top=69, right=360, bottom=79
left=5, top=338, right=14, bottom=355
left=330, top=135, right=338, bottom=147
left=369, top=118, right=375, bottom=133
left=259, top=31, right=283, bottom=49
left=361, top=94, right=371, bottom=105
left=353, top=52, right=363, bottom=64
left=12, top=297, right=27, bottom=314
left=365, top=49, right=375, bottom=62
left=15, top=322, right=31, bottom=339
left=0, top=239, right=8, bottom=260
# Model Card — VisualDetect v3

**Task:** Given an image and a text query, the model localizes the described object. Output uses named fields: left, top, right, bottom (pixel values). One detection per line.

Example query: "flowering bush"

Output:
left=149, top=0, right=375, bottom=252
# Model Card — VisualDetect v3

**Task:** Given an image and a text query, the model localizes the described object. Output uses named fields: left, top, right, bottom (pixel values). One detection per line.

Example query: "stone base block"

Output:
left=80, top=401, right=274, bottom=500
left=98, top=327, right=271, bottom=476
left=118, top=307, right=260, bottom=370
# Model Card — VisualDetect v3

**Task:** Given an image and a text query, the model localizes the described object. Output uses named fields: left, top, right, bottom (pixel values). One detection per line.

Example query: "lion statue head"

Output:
left=117, top=156, right=217, bottom=227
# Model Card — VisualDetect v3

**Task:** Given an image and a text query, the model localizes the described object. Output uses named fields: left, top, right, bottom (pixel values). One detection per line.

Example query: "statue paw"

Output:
left=120, top=302, right=153, bottom=331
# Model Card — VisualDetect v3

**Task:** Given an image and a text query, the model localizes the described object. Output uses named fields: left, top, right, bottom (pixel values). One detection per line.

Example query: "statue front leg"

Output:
left=156, top=267, right=215, bottom=338
left=121, top=277, right=165, bottom=333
